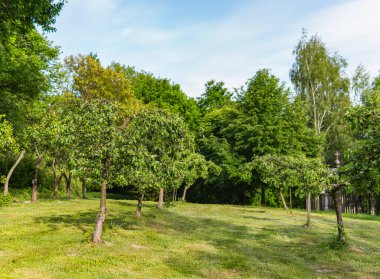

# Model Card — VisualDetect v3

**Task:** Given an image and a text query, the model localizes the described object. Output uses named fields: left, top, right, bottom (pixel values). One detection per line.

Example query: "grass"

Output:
left=0, top=197, right=380, bottom=278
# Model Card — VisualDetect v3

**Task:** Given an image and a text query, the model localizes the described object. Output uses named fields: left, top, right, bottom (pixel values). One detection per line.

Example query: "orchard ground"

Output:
left=0, top=195, right=379, bottom=278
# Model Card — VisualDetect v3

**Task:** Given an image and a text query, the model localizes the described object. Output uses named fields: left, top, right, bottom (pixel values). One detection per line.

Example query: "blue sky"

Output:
left=47, top=0, right=380, bottom=97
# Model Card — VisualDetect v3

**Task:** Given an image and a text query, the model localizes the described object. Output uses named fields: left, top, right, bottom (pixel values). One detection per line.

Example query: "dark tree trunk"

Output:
left=305, top=192, right=311, bottom=227
left=157, top=188, right=164, bottom=208
left=279, top=190, right=288, bottom=210
left=82, top=169, right=87, bottom=199
left=31, top=154, right=43, bottom=202
left=4, top=150, right=25, bottom=195
left=52, top=173, right=64, bottom=199
left=331, top=187, right=345, bottom=243
left=261, top=186, right=266, bottom=206
left=289, top=187, right=292, bottom=212
left=92, top=157, right=110, bottom=244
left=181, top=186, right=190, bottom=202
left=135, top=191, right=144, bottom=219
left=63, top=172, right=72, bottom=199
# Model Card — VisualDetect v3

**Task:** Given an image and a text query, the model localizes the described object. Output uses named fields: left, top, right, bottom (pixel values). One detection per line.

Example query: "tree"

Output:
left=176, top=152, right=210, bottom=202
left=196, top=105, right=252, bottom=204
left=0, top=0, right=65, bottom=35
left=351, top=64, right=371, bottom=106
left=197, top=80, right=232, bottom=116
left=0, top=115, right=23, bottom=195
left=0, top=1, right=63, bottom=186
left=290, top=31, right=351, bottom=162
left=236, top=69, right=318, bottom=206
left=290, top=31, right=352, bottom=225
left=327, top=152, right=347, bottom=244
left=345, top=81, right=380, bottom=214
left=253, top=154, right=327, bottom=225
left=118, top=109, right=194, bottom=217
left=64, top=55, right=135, bottom=110
left=70, top=99, right=121, bottom=243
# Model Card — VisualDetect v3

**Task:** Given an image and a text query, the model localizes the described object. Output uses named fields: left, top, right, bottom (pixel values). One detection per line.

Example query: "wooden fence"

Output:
left=311, top=192, right=379, bottom=215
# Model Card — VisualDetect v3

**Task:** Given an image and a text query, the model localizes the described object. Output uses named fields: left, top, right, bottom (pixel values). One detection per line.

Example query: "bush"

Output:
left=0, top=194, right=12, bottom=206
left=327, top=233, right=347, bottom=250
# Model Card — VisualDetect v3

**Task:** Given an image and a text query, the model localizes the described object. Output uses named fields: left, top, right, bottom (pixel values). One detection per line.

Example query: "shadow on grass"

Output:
left=241, top=216, right=279, bottom=221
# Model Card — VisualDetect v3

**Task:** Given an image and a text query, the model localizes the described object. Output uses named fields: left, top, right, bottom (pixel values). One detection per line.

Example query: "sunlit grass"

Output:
left=0, top=197, right=379, bottom=278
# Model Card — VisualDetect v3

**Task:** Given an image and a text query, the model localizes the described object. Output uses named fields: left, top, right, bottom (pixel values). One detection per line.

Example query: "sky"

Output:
left=47, top=0, right=380, bottom=98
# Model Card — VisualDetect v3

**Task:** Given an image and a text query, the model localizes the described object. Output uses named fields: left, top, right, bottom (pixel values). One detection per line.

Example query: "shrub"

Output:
left=0, top=193, right=12, bottom=206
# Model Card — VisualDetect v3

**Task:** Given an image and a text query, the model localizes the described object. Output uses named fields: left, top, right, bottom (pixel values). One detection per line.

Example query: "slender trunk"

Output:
left=315, top=196, right=320, bottom=211
left=261, top=186, right=266, bottom=206
left=157, top=188, right=164, bottom=208
left=4, top=150, right=25, bottom=195
left=31, top=154, right=43, bottom=202
left=368, top=193, right=375, bottom=215
left=92, top=157, right=110, bottom=244
left=63, top=172, right=72, bottom=199
left=52, top=173, right=64, bottom=199
left=181, top=186, right=190, bottom=202
left=135, top=191, right=144, bottom=219
left=324, top=192, right=329, bottom=211
left=289, top=187, right=292, bottom=213
left=279, top=190, right=288, bottom=210
left=52, top=162, right=57, bottom=198
left=305, top=192, right=311, bottom=227
left=331, top=188, right=345, bottom=243
left=82, top=170, right=87, bottom=199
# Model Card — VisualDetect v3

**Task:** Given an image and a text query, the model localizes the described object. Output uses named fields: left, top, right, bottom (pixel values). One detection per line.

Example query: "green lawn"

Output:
left=0, top=198, right=379, bottom=278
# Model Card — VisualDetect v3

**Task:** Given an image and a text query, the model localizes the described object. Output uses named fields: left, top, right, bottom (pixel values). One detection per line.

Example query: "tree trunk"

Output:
left=157, top=187, right=164, bottom=208
left=368, top=193, right=375, bottom=215
left=4, top=150, right=25, bottom=195
left=63, top=172, right=72, bottom=199
left=82, top=170, right=87, bottom=199
left=289, top=187, right=292, bottom=213
left=135, top=191, right=144, bottom=219
left=92, top=157, right=110, bottom=244
left=181, top=186, right=190, bottom=202
left=305, top=192, right=311, bottom=227
left=52, top=173, right=64, bottom=198
left=261, top=186, right=266, bottom=206
left=31, top=154, right=43, bottom=202
left=331, top=188, right=345, bottom=243
left=279, top=190, right=288, bottom=210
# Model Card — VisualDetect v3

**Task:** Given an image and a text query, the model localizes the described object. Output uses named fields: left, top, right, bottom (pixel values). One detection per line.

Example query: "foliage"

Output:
left=173, top=152, right=212, bottom=192
left=195, top=69, right=320, bottom=204
left=0, top=115, right=17, bottom=154
left=0, top=0, right=65, bottom=34
left=64, top=55, right=137, bottom=112
left=0, top=193, right=12, bottom=206
left=67, top=98, right=121, bottom=180
left=111, top=63, right=200, bottom=130
left=118, top=109, right=195, bottom=194
left=252, top=154, right=327, bottom=197
left=197, top=80, right=232, bottom=115
left=345, top=83, right=380, bottom=196
left=290, top=30, right=352, bottom=163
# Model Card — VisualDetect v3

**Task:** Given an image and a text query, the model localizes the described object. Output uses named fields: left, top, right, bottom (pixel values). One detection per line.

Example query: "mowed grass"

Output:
left=0, top=198, right=380, bottom=279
